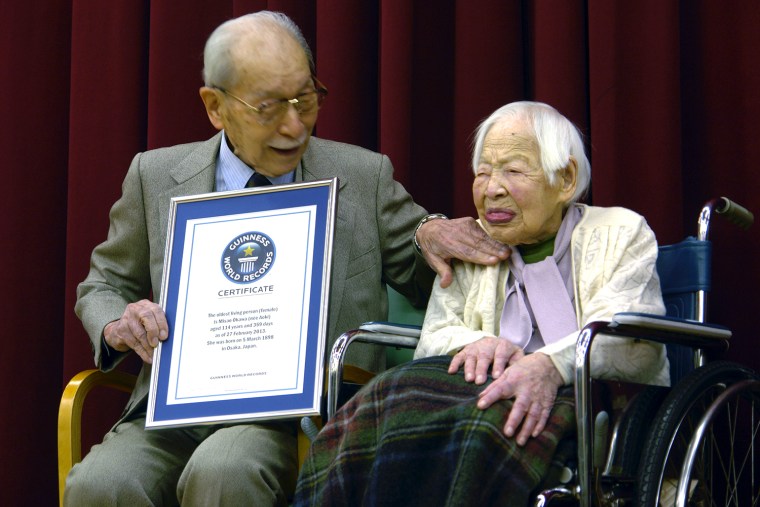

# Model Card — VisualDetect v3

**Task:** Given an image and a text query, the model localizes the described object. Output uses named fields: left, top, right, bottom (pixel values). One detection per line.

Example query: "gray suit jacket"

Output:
left=75, top=133, right=432, bottom=419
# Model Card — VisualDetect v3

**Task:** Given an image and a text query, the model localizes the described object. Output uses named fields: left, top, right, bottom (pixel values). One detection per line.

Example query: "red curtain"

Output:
left=2, top=1, right=758, bottom=503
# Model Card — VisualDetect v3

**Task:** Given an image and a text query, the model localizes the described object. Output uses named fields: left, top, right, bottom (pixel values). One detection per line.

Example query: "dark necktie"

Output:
left=246, top=172, right=272, bottom=188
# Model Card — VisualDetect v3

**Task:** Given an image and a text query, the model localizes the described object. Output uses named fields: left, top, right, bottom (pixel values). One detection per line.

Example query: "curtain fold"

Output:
left=2, top=1, right=758, bottom=503
left=587, top=0, right=685, bottom=239
left=63, top=0, right=151, bottom=391
left=316, top=0, right=381, bottom=152
left=0, top=2, right=72, bottom=504
left=378, top=1, right=414, bottom=188
left=451, top=1, right=525, bottom=217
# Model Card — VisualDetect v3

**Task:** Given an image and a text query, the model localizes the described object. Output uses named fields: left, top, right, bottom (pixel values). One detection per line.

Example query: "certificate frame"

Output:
left=146, top=178, right=337, bottom=429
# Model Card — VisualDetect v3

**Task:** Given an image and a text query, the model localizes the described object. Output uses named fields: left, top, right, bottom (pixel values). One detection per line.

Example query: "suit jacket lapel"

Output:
left=298, top=138, right=348, bottom=191
left=157, top=133, right=221, bottom=243
left=299, top=140, right=351, bottom=340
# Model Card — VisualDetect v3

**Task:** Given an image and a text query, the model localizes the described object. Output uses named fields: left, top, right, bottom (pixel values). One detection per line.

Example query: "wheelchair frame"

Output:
left=327, top=197, right=756, bottom=507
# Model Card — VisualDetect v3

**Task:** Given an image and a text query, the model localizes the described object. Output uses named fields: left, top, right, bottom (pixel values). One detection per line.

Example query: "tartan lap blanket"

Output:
left=294, top=355, right=576, bottom=506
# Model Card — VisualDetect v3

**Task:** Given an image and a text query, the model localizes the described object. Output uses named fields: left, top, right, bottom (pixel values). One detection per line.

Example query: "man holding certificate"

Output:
left=68, top=11, right=507, bottom=507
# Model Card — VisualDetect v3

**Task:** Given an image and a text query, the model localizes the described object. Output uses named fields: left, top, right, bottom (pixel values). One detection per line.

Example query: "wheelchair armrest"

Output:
left=327, top=322, right=421, bottom=419
left=611, top=312, right=731, bottom=341
left=574, top=314, right=731, bottom=507
left=357, top=321, right=423, bottom=338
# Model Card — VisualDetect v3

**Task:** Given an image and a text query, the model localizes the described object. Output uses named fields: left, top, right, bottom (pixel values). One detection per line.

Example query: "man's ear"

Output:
left=559, top=156, right=578, bottom=201
left=199, top=87, right=225, bottom=131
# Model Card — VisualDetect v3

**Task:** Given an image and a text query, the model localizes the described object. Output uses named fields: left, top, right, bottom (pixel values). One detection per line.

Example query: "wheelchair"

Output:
left=326, top=196, right=757, bottom=507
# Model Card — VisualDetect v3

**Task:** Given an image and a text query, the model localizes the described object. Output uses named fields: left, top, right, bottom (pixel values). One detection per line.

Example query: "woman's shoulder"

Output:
left=576, top=203, right=647, bottom=227
left=447, top=256, right=510, bottom=292
left=573, top=204, right=657, bottom=252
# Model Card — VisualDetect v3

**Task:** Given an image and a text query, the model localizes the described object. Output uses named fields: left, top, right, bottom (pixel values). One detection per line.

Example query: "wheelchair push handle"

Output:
left=698, top=196, right=754, bottom=240
left=715, top=196, right=754, bottom=229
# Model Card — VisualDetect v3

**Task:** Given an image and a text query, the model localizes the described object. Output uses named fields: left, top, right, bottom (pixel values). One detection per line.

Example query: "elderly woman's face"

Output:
left=473, top=118, right=573, bottom=246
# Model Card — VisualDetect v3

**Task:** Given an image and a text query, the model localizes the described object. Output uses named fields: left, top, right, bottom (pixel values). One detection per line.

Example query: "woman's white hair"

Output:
left=471, top=101, right=591, bottom=203
left=202, top=11, right=314, bottom=89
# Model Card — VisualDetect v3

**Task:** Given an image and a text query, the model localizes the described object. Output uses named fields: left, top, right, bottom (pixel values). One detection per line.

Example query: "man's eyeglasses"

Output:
left=215, top=77, right=328, bottom=126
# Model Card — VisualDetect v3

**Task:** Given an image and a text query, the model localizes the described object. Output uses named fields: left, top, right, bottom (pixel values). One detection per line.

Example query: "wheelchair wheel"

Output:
left=604, top=385, right=670, bottom=477
left=676, top=378, right=760, bottom=506
left=636, top=360, right=759, bottom=506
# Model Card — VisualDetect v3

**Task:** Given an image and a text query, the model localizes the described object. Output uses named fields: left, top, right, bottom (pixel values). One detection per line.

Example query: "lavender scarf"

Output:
left=499, top=205, right=583, bottom=351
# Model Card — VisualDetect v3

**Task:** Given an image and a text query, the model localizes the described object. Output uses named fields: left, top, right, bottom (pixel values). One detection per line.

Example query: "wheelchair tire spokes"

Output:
left=678, top=378, right=760, bottom=506
left=636, top=361, right=759, bottom=507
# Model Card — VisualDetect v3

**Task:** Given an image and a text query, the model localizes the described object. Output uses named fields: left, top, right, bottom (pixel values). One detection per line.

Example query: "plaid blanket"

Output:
left=294, top=356, right=576, bottom=507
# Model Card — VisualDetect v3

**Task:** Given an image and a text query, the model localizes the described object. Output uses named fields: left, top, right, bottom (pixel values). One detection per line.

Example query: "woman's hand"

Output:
left=477, top=353, right=564, bottom=445
left=448, top=337, right=524, bottom=384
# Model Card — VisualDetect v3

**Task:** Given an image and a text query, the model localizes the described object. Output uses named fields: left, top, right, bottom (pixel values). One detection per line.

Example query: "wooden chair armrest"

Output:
left=58, top=369, right=136, bottom=506
left=342, top=364, right=376, bottom=385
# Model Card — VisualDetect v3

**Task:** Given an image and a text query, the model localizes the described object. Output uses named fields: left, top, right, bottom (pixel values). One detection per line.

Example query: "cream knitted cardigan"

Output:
left=415, top=204, right=670, bottom=387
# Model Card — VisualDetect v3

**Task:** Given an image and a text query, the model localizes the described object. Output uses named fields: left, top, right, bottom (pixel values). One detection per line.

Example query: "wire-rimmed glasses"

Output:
left=215, top=77, right=328, bottom=126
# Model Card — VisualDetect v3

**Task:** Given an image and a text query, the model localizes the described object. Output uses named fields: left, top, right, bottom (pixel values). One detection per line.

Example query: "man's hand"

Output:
left=476, top=353, right=564, bottom=445
left=104, top=299, right=169, bottom=364
left=416, top=217, right=510, bottom=288
left=448, top=336, right=524, bottom=385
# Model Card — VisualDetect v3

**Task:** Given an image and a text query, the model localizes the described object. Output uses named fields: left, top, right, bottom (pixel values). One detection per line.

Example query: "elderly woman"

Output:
left=294, top=102, right=670, bottom=506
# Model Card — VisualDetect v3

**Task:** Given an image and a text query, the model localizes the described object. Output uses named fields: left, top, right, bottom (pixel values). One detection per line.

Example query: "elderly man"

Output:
left=67, top=11, right=507, bottom=506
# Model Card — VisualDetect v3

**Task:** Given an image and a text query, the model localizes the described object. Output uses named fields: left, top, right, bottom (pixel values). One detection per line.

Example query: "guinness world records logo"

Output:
left=221, top=232, right=276, bottom=283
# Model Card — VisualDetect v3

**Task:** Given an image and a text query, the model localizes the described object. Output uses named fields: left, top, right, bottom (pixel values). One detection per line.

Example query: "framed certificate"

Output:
left=146, top=178, right=337, bottom=428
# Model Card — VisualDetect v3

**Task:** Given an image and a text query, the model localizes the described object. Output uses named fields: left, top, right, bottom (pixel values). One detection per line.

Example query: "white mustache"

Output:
left=270, top=133, right=307, bottom=150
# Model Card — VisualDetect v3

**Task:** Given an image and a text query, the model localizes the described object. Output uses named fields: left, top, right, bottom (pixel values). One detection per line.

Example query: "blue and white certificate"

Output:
left=146, top=178, right=336, bottom=428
